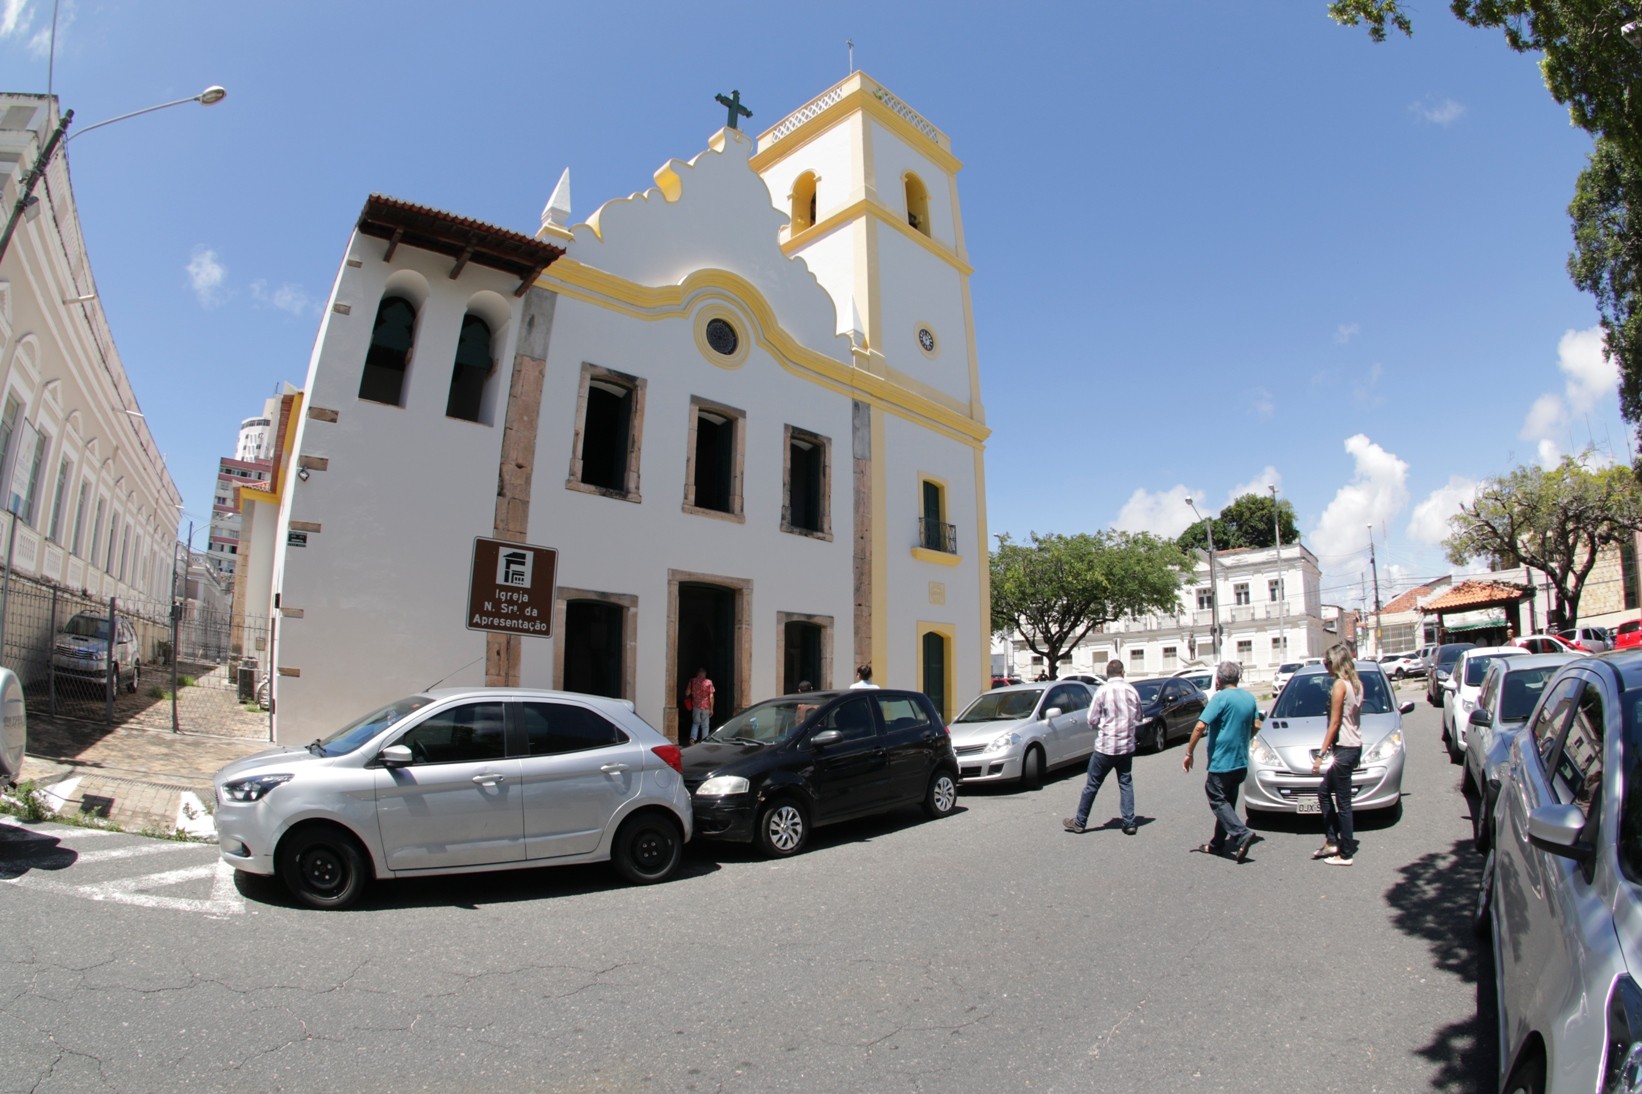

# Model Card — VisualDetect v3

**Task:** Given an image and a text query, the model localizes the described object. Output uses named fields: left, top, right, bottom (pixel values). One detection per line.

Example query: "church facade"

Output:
left=263, top=73, right=991, bottom=744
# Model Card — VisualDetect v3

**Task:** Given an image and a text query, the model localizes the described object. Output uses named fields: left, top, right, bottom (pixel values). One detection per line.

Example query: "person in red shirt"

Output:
left=686, top=668, right=715, bottom=743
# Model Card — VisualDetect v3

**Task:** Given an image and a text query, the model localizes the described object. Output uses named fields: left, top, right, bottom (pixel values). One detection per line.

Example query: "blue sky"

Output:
left=0, top=1, right=1621, bottom=612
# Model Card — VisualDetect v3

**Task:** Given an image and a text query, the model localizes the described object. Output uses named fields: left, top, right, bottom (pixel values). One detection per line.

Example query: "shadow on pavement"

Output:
left=1383, top=835, right=1497, bottom=1093
left=0, top=821, right=77, bottom=878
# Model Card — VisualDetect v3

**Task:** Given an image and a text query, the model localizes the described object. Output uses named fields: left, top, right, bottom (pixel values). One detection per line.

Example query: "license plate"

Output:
left=1294, top=794, right=1322, bottom=815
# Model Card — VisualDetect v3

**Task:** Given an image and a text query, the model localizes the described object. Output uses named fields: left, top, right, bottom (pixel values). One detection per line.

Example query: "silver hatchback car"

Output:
left=948, top=681, right=1095, bottom=787
left=214, top=688, right=692, bottom=909
left=1481, top=651, right=1642, bottom=1093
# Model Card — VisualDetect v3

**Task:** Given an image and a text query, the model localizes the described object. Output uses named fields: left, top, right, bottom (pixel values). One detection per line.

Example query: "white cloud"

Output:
left=1520, top=392, right=1565, bottom=442
left=1309, top=434, right=1410, bottom=562
left=1557, top=325, right=1616, bottom=414
left=1114, top=484, right=1199, bottom=539
left=1334, top=322, right=1360, bottom=345
left=1412, top=97, right=1466, bottom=125
left=1250, top=387, right=1275, bottom=419
left=1537, top=437, right=1562, bottom=467
left=0, top=0, right=31, bottom=39
left=186, top=247, right=227, bottom=307
left=1407, top=475, right=1477, bottom=546
left=250, top=279, right=316, bottom=316
left=1227, top=467, right=1281, bottom=504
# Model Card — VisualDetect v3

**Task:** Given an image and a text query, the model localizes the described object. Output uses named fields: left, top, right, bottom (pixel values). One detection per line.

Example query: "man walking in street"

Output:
left=1062, top=659, right=1140, bottom=835
left=1182, top=661, right=1263, bottom=861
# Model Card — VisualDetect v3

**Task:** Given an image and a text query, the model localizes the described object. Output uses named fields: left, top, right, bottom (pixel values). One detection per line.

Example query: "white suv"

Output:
left=51, top=612, right=140, bottom=692
left=214, top=688, right=693, bottom=908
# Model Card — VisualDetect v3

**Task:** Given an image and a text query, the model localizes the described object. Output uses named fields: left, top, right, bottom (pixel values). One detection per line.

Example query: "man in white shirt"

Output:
left=1063, top=660, right=1141, bottom=835
left=849, top=664, right=879, bottom=689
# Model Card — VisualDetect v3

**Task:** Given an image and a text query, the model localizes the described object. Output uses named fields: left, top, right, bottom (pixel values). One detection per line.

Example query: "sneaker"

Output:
left=1122, top=825, right=1137, bottom=836
left=1312, top=844, right=1339, bottom=860
left=1323, top=853, right=1354, bottom=866
left=1062, top=818, right=1086, bottom=834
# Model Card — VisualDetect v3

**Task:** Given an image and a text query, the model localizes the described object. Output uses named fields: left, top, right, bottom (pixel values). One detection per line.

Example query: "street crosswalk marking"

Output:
left=0, top=816, right=244, bottom=917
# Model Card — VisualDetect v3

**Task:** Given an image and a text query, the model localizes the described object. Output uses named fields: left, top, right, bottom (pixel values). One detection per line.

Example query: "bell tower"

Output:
left=751, top=73, right=982, bottom=422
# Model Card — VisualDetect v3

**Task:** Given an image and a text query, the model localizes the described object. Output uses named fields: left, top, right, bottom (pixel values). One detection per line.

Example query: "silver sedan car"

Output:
left=948, top=681, right=1095, bottom=788
left=1482, top=651, right=1642, bottom=1094
left=1460, top=652, right=1575, bottom=851
left=1244, top=662, right=1413, bottom=815
left=214, top=688, right=693, bottom=909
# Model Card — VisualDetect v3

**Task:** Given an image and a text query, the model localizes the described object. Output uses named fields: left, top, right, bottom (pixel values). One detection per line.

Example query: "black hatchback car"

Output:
left=682, top=688, right=960, bottom=856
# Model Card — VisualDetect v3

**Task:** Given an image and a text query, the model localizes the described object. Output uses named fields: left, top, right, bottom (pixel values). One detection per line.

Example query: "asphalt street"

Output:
left=0, top=686, right=1492, bottom=1092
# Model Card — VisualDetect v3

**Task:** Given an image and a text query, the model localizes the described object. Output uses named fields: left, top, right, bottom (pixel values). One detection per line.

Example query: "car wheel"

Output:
left=1500, top=1048, right=1546, bottom=1094
left=611, top=812, right=683, bottom=884
left=756, top=798, right=808, bottom=857
left=1391, top=668, right=1404, bottom=681
left=1472, top=849, right=1495, bottom=938
left=924, top=769, right=958, bottom=818
left=1150, top=719, right=1167, bottom=754
left=278, top=826, right=367, bottom=910
left=1472, top=795, right=1492, bottom=853
left=127, top=661, right=139, bottom=694
left=1019, top=745, right=1045, bottom=790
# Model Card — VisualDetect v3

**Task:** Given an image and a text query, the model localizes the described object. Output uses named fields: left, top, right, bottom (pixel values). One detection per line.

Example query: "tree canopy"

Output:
left=1443, top=456, right=1642, bottom=625
left=1328, top=1, right=1642, bottom=453
left=1176, top=492, right=1300, bottom=553
left=990, top=530, right=1190, bottom=678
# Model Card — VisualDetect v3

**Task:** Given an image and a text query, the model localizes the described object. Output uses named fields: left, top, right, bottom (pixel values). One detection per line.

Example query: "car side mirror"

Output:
left=1468, top=708, right=1492, bottom=728
left=1044, top=707, right=1063, bottom=719
left=379, top=744, right=413, bottom=768
left=1526, top=801, right=1593, bottom=860
left=810, top=729, right=842, bottom=748
left=1399, top=701, right=1416, bottom=715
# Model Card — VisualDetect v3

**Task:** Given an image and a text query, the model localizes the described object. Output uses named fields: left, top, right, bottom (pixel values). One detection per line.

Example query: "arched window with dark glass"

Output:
left=905, top=173, right=930, bottom=236
left=791, top=171, right=818, bottom=233
left=358, top=296, right=416, bottom=406
left=445, top=313, right=495, bottom=423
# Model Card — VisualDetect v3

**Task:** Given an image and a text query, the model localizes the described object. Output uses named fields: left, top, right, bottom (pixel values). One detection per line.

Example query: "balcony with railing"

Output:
left=917, top=517, right=957, bottom=554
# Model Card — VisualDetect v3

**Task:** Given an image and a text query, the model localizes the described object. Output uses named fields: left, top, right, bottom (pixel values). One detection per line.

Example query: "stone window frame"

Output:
left=682, top=395, right=745, bottom=523
left=776, top=610, right=834, bottom=692
left=780, top=424, right=832, bottom=541
left=566, top=363, right=645, bottom=503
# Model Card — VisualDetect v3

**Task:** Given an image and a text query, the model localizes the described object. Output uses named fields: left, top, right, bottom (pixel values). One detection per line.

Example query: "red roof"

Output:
left=1419, top=579, right=1534, bottom=614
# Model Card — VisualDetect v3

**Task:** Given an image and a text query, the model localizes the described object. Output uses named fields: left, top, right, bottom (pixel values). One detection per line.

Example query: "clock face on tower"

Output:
left=917, top=327, right=935, bottom=353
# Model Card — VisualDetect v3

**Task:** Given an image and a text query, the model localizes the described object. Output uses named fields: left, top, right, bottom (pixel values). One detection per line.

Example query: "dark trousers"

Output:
left=1074, top=750, right=1135, bottom=828
left=1205, top=768, right=1251, bottom=851
left=1320, top=746, right=1361, bottom=858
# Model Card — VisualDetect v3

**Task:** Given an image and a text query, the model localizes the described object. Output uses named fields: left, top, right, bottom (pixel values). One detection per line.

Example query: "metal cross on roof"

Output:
left=715, top=89, right=752, bottom=130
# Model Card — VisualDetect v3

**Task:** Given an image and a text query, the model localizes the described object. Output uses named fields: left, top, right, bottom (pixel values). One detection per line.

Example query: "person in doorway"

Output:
left=1182, top=661, right=1263, bottom=862
left=850, top=664, right=878, bottom=689
left=1062, top=659, right=1140, bottom=835
left=685, top=667, right=715, bottom=743
left=796, top=680, right=814, bottom=693
left=1311, top=643, right=1363, bottom=866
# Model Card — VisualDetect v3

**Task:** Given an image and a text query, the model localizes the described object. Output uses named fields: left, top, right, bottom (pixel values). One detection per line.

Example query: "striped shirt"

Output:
left=1088, top=677, right=1142, bottom=755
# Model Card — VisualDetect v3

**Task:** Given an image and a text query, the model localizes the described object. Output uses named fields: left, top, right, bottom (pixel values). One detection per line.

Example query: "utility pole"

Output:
left=1368, top=525, right=1383, bottom=657
left=1186, top=499, right=1222, bottom=664
left=1270, top=485, right=1285, bottom=664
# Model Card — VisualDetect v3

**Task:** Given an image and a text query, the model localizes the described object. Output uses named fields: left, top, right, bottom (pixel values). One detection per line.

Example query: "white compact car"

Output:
left=1440, top=645, right=1530, bottom=764
left=948, top=681, right=1095, bottom=787
left=214, top=688, right=693, bottom=909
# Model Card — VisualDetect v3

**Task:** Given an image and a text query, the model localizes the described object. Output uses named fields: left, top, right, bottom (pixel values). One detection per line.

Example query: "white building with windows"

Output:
left=0, top=94, right=182, bottom=614
left=262, top=74, right=992, bottom=744
left=998, top=543, right=1327, bottom=686
left=206, top=389, right=292, bottom=581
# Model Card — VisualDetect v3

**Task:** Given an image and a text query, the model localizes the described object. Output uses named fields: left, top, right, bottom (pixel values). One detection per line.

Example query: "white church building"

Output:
left=259, top=73, right=992, bottom=744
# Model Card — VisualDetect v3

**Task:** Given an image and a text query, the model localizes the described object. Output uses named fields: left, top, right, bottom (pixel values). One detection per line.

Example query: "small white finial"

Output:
left=541, top=168, right=572, bottom=230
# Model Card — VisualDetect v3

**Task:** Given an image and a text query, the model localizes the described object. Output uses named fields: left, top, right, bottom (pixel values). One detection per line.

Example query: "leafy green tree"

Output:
left=1443, top=456, right=1642, bottom=625
left=1176, top=492, right=1300, bottom=553
left=1327, top=2, right=1642, bottom=451
left=991, top=531, right=1190, bottom=678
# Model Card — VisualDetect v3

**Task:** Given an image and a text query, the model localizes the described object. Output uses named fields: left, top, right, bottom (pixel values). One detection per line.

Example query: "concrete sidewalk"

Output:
left=14, top=714, right=271, bottom=837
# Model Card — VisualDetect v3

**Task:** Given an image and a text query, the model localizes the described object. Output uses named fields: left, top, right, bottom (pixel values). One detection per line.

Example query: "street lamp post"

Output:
left=1270, top=484, right=1285, bottom=665
left=1186, top=498, right=1222, bottom=665
left=0, top=85, right=226, bottom=265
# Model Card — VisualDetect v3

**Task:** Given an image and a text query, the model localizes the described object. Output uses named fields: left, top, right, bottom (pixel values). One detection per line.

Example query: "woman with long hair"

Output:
left=1311, top=643, right=1363, bottom=866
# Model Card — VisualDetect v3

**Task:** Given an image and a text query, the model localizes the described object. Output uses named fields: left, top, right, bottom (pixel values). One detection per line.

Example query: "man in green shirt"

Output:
left=1182, top=661, right=1264, bottom=862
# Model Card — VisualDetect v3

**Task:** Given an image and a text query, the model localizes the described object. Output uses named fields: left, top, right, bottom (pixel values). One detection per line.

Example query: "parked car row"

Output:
left=1463, top=647, right=1641, bottom=1094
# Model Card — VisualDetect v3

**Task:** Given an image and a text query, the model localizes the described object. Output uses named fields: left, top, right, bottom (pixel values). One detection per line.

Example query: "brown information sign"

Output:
left=466, top=537, right=558, bottom=638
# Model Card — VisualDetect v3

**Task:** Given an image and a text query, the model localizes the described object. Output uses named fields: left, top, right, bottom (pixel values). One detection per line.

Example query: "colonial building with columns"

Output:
left=260, top=74, right=991, bottom=744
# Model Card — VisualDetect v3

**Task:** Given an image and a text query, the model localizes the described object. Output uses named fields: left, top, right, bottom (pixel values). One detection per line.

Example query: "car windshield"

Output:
left=1464, top=654, right=1514, bottom=687
left=1278, top=662, right=1301, bottom=674
left=955, top=689, right=1043, bottom=723
left=1436, top=645, right=1471, bottom=669
left=316, top=695, right=436, bottom=756
left=710, top=697, right=823, bottom=741
left=1498, top=666, right=1560, bottom=722
left=1132, top=681, right=1162, bottom=704
left=1271, top=670, right=1395, bottom=719
left=62, top=615, right=110, bottom=640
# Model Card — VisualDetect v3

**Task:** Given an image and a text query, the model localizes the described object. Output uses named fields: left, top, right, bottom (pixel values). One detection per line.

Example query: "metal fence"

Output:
left=0, top=571, right=272, bottom=740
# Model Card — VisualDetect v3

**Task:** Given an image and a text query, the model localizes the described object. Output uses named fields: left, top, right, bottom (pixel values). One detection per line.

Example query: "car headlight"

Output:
left=1459, top=698, right=1475, bottom=714
left=1249, top=736, right=1281, bottom=767
left=988, top=731, right=1020, bottom=752
left=1604, top=976, right=1642, bottom=1094
left=219, top=773, right=293, bottom=803
left=1363, top=731, right=1404, bottom=764
left=694, top=775, right=750, bottom=796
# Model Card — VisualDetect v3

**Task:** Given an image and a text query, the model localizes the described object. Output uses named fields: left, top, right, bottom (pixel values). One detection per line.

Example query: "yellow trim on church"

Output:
left=780, top=197, right=974, bottom=277
left=751, top=73, right=963, bottom=179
